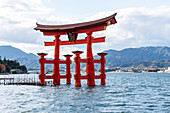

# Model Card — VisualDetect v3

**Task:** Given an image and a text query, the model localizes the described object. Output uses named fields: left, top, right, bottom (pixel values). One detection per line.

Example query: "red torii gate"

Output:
left=34, top=13, right=117, bottom=86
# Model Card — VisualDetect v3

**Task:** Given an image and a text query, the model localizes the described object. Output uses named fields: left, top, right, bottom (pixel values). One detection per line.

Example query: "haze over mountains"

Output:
left=102, top=46, right=170, bottom=68
left=0, top=45, right=39, bottom=68
left=0, top=45, right=170, bottom=68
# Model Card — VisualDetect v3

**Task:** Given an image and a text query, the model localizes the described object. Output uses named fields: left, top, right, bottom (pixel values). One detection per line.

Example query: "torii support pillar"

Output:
left=98, top=53, right=107, bottom=85
left=37, top=53, right=47, bottom=85
left=86, top=32, right=95, bottom=86
left=72, top=51, right=83, bottom=87
left=53, top=35, right=60, bottom=85
left=64, top=54, right=73, bottom=84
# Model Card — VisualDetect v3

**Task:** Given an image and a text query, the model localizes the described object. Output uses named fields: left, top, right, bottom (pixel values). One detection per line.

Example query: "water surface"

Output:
left=0, top=73, right=170, bottom=113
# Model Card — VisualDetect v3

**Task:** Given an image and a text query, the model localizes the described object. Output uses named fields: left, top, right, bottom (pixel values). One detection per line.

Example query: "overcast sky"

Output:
left=0, top=0, right=170, bottom=58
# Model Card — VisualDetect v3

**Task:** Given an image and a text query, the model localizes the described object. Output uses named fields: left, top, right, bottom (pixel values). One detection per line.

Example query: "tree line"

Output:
left=0, top=56, right=27, bottom=73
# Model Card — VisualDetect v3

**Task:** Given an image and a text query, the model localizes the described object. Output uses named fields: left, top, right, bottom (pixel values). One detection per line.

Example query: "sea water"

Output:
left=0, top=73, right=169, bottom=113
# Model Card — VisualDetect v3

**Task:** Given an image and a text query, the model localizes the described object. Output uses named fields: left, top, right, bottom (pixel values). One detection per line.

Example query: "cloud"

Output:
left=0, top=0, right=54, bottom=44
left=91, top=6, right=170, bottom=53
left=0, top=1, right=170, bottom=58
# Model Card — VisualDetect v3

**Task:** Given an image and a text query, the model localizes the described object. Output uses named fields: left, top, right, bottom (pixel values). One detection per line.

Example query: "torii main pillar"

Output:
left=53, top=35, right=60, bottom=85
left=86, top=32, right=95, bottom=86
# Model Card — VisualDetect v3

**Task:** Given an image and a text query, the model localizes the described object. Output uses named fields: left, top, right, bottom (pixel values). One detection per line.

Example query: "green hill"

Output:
left=0, top=57, right=27, bottom=74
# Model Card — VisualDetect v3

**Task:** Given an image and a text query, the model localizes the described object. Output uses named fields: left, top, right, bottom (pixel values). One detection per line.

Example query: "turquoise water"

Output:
left=0, top=73, right=170, bottom=113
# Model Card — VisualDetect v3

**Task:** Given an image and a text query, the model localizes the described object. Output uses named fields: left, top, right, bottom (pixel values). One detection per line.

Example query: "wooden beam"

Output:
left=94, top=59, right=101, bottom=63
left=59, top=60, right=67, bottom=64
left=45, top=76, right=53, bottom=79
left=44, top=42, right=54, bottom=46
left=80, top=59, right=88, bottom=63
left=80, top=76, right=88, bottom=79
left=94, top=75, right=101, bottom=79
left=60, top=75, right=67, bottom=78
left=44, top=37, right=105, bottom=46
left=80, top=75, right=101, bottom=79
left=41, top=24, right=106, bottom=36
left=44, top=60, right=54, bottom=64
left=91, top=37, right=105, bottom=43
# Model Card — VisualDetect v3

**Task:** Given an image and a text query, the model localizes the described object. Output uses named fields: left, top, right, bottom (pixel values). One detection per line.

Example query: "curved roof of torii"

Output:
left=34, top=13, right=117, bottom=32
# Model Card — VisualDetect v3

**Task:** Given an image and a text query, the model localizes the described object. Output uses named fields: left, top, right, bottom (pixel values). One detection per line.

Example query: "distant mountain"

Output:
left=0, top=45, right=38, bottom=59
left=102, top=46, right=170, bottom=68
left=0, top=45, right=39, bottom=68
left=0, top=45, right=170, bottom=69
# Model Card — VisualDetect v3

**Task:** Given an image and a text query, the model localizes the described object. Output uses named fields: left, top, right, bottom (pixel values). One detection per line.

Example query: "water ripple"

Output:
left=0, top=73, right=170, bottom=112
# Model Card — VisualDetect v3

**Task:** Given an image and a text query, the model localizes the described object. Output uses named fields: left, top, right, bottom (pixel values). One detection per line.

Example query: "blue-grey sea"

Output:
left=0, top=73, right=170, bottom=113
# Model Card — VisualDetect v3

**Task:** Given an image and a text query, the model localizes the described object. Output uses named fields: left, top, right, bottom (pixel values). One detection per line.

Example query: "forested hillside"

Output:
left=0, top=57, right=27, bottom=73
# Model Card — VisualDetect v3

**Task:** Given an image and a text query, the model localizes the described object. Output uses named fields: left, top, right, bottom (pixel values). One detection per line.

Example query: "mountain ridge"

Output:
left=0, top=45, right=38, bottom=59
left=102, top=46, right=170, bottom=67
left=0, top=45, right=39, bottom=68
left=0, top=45, right=170, bottom=68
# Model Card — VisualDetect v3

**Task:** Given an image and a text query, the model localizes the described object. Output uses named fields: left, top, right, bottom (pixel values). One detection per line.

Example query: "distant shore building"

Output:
left=10, top=69, right=22, bottom=74
left=165, top=67, right=170, bottom=73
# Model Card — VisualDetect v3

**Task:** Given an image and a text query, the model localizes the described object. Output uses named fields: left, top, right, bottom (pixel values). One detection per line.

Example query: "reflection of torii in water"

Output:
left=34, top=13, right=117, bottom=86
